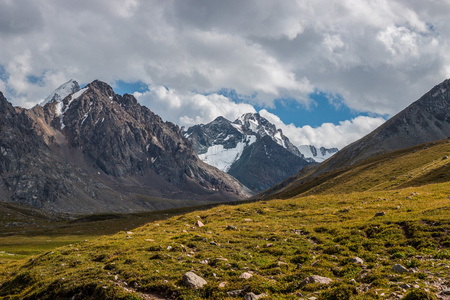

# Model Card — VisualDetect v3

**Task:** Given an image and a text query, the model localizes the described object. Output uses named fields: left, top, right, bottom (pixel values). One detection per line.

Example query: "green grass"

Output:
left=0, top=182, right=448, bottom=299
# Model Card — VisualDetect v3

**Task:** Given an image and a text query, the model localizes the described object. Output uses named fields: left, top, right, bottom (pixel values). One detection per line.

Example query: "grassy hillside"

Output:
left=259, top=139, right=450, bottom=200
left=0, top=141, right=449, bottom=299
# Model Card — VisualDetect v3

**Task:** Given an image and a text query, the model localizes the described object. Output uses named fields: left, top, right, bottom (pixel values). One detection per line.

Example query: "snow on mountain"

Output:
left=198, top=135, right=257, bottom=172
left=184, top=113, right=304, bottom=172
left=233, top=113, right=302, bottom=157
left=41, top=79, right=80, bottom=105
left=297, top=145, right=338, bottom=163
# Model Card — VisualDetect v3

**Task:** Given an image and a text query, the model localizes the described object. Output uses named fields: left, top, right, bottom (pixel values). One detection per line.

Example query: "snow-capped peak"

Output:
left=41, top=79, right=80, bottom=105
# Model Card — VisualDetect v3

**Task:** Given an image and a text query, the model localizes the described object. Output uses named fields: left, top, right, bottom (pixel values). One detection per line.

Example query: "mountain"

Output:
left=259, top=78, right=450, bottom=200
left=184, top=113, right=313, bottom=192
left=0, top=80, right=248, bottom=214
left=297, top=145, right=338, bottom=163
left=40, top=79, right=80, bottom=105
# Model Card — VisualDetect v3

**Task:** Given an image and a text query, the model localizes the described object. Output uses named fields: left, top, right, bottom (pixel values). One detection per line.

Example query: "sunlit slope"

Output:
left=259, top=139, right=450, bottom=200
left=0, top=184, right=449, bottom=299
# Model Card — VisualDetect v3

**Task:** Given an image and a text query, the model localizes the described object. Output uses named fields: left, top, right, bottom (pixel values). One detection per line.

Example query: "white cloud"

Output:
left=0, top=0, right=449, bottom=120
left=134, top=86, right=256, bottom=127
left=259, top=109, right=386, bottom=149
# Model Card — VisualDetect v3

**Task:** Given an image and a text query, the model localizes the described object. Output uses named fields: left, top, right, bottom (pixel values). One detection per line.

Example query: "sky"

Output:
left=1, top=0, right=449, bottom=149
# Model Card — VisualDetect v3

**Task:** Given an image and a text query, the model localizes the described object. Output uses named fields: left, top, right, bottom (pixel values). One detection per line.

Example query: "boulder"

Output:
left=392, top=264, right=409, bottom=273
left=299, top=275, right=333, bottom=288
left=349, top=257, right=364, bottom=264
left=239, top=272, right=253, bottom=279
left=182, top=271, right=207, bottom=289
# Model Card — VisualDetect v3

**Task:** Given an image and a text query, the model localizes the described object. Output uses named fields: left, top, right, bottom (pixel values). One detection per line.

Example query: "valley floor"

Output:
left=0, top=182, right=449, bottom=299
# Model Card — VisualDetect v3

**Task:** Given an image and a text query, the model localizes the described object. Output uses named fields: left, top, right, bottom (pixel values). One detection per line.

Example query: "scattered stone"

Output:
left=182, top=271, right=207, bottom=289
left=239, top=272, right=253, bottom=279
left=218, top=282, right=227, bottom=288
left=375, top=212, right=386, bottom=217
left=199, top=259, right=209, bottom=264
left=167, top=246, right=172, bottom=250
left=310, top=260, right=320, bottom=266
left=226, top=225, right=237, bottom=230
left=277, top=261, right=288, bottom=268
left=244, top=292, right=267, bottom=300
left=392, top=264, right=409, bottom=273
left=244, top=219, right=253, bottom=222
left=443, top=156, right=448, bottom=160
left=210, top=241, right=218, bottom=246
left=195, top=220, right=205, bottom=227
left=349, top=257, right=364, bottom=265
left=126, top=231, right=133, bottom=235
left=227, top=290, right=243, bottom=297
left=400, top=283, right=411, bottom=289
left=342, top=208, right=350, bottom=212
left=299, top=275, right=333, bottom=288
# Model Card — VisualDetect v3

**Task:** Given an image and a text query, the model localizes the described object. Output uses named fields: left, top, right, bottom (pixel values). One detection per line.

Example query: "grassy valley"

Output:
left=0, top=140, right=449, bottom=299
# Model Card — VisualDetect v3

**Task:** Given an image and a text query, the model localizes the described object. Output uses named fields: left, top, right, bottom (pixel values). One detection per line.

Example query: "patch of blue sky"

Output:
left=114, top=80, right=149, bottom=96
left=218, top=88, right=386, bottom=127
left=0, top=65, right=8, bottom=82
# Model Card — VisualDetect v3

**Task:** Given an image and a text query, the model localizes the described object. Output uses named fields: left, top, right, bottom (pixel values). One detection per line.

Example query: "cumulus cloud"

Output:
left=134, top=86, right=256, bottom=127
left=259, top=109, right=386, bottom=149
left=0, top=0, right=448, bottom=115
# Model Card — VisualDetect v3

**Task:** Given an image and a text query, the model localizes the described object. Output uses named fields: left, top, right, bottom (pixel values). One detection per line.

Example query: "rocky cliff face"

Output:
left=184, top=113, right=313, bottom=192
left=0, top=81, right=248, bottom=214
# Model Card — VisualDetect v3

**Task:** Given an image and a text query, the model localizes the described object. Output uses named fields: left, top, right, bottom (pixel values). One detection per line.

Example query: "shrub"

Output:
left=319, top=284, right=358, bottom=300
left=404, top=289, right=437, bottom=300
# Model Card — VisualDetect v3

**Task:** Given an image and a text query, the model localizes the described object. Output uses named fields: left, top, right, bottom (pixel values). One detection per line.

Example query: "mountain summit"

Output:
left=0, top=80, right=248, bottom=214
left=184, top=113, right=313, bottom=192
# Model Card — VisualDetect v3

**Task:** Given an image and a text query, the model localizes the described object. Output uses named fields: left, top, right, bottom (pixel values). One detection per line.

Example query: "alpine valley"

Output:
left=0, top=78, right=449, bottom=300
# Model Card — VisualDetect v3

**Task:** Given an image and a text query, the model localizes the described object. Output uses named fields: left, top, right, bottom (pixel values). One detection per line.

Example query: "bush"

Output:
left=404, top=289, right=437, bottom=300
left=319, top=284, right=358, bottom=300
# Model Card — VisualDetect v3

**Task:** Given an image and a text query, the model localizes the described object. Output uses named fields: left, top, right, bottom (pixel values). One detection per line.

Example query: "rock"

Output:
left=349, top=257, right=364, bottom=264
left=196, top=220, right=205, bottom=227
left=218, top=282, right=227, bottom=288
left=227, top=289, right=246, bottom=297
left=182, top=271, right=207, bottom=289
left=226, top=225, right=237, bottom=230
left=400, top=283, right=411, bottom=289
left=392, top=264, right=409, bottom=273
left=277, top=261, right=288, bottom=268
left=244, top=292, right=267, bottom=300
left=441, top=289, right=450, bottom=295
left=244, top=218, right=253, bottom=222
left=239, top=272, right=253, bottom=279
left=199, top=259, right=209, bottom=264
left=299, top=275, right=333, bottom=288
left=375, top=212, right=386, bottom=217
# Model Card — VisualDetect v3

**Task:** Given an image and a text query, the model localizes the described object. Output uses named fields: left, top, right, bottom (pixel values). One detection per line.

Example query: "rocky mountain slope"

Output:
left=0, top=80, right=248, bottom=214
left=259, top=78, right=450, bottom=200
left=184, top=113, right=313, bottom=192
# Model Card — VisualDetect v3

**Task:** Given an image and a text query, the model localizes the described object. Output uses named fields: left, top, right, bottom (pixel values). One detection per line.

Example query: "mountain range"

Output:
left=183, top=113, right=337, bottom=192
left=0, top=80, right=247, bottom=214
